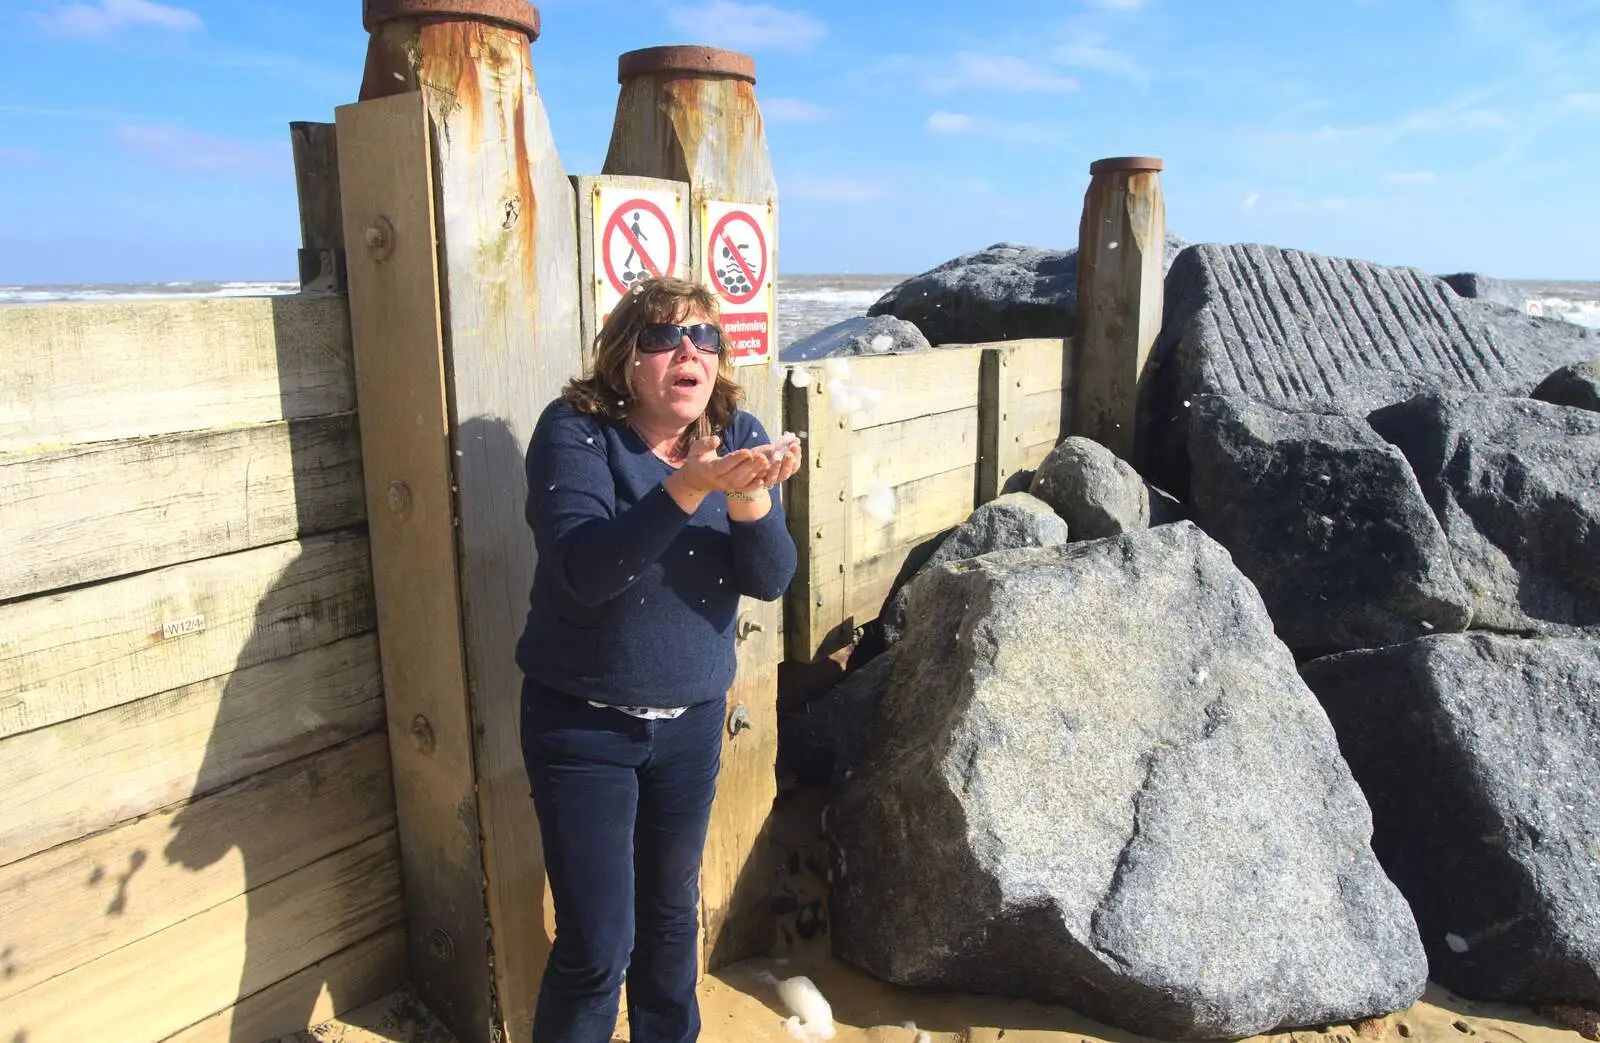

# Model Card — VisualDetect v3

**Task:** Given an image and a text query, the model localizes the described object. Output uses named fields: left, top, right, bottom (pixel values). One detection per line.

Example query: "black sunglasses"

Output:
left=639, top=322, right=721, bottom=355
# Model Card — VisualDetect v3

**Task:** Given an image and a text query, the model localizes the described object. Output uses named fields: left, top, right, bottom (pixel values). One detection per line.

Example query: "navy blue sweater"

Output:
left=515, top=399, right=798, bottom=708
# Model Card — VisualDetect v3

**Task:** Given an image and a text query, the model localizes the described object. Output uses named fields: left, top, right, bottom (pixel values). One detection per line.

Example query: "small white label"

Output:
left=161, top=614, right=206, bottom=640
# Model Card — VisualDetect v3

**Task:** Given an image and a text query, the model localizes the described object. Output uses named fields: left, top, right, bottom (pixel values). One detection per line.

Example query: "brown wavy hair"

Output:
left=562, top=276, right=744, bottom=456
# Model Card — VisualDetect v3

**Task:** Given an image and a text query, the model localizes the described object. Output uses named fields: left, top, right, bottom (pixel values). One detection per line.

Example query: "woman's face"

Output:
left=630, top=306, right=720, bottom=431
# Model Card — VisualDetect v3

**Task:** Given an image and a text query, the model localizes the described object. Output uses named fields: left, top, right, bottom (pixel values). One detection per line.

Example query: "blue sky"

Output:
left=1, top=0, right=1596, bottom=283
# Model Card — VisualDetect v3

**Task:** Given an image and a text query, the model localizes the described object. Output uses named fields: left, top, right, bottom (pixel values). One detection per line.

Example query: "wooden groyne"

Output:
left=0, top=2, right=1162, bottom=1039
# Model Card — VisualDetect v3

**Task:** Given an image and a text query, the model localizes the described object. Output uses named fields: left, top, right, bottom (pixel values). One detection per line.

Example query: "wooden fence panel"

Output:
left=851, top=466, right=978, bottom=562
left=0, top=295, right=354, bottom=452
left=0, top=414, right=365, bottom=602
left=0, top=532, right=374, bottom=740
left=1008, top=337, right=1071, bottom=394
left=0, top=635, right=383, bottom=868
left=850, top=406, right=979, bottom=493
left=1015, top=388, right=1072, bottom=460
left=783, top=339, right=1075, bottom=661
left=164, top=925, right=408, bottom=1043
left=838, top=347, right=984, bottom=431
left=0, top=831, right=404, bottom=1043
left=0, top=735, right=393, bottom=1002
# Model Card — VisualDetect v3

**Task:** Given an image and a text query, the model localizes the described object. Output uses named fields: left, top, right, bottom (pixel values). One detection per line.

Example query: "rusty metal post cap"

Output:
left=1089, top=156, right=1164, bottom=175
left=363, top=0, right=541, bottom=38
left=617, top=45, right=756, bottom=84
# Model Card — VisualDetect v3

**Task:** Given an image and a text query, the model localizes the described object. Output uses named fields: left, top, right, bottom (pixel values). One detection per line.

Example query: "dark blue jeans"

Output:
left=520, top=679, right=725, bottom=1043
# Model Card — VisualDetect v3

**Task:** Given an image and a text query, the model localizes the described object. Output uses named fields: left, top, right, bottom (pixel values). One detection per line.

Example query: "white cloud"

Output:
left=930, top=52, right=1079, bottom=93
left=1384, top=171, right=1441, bottom=186
left=786, top=177, right=888, bottom=202
left=662, top=2, right=825, bottom=51
left=927, top=111, right=976, bottom=134
left=1089, top=0, right=1147, bottom=8
left=109, top=124, right=287, bottom=176
left=1242, top=193, right=1260, bottom=211
left=1266, top=87, right=1513, bottom=156
left=1562, top=92, right=1600, bottom=112
left=37, top=0, right=201, bottom=37
left=925, top=111, right=1060, bottom=145
left=1054, top=37, right=1149, bottom=86
left=762, top=97, right=828, bottom=122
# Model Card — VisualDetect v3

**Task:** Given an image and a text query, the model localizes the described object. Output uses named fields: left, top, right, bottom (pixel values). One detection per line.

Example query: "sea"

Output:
left=3, top=272, right=1597, bottom=348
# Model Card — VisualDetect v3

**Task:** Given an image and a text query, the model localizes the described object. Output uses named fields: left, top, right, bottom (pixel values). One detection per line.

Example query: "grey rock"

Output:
left=1440, top=272, right=1530, bottom=313
left=867, top=242, right=1076, bottom=346
left=868, top=234, right=1189, bottom=346
left=1188, top=395, right=1471, bottom=654
left=1029, top=436, right=1166, bottom=539
left=780, top=314, right=933, bottom=362
left=778, top=647, right=898, bottom=788
left=1368, top=392, right=1600, bottom=635
left=1000, top=467, right=1036, bottom=496
left=1301, top=634, right=1600, bottom=1005
left=1147, top=244, right=1598, bottom=496
left=1533, top=359, right=1600, bottom=412
left=878, top=492, right=1069, bottom=646
left=829, top=523, right=1427, bottom=1039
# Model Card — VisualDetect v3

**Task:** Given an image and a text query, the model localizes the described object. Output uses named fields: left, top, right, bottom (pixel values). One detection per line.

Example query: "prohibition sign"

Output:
left=602, top=198, right=677, bottom=295
left=707, top=209, right=768, bottom=306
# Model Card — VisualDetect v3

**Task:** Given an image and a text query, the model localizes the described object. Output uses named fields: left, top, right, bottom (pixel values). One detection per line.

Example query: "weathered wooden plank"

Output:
left=1019, top=438, right=1059, bottom=475
left=336, top=89, right=496, bottom=1039
left=0, top=295, right=354, bottom=452
left=852, top=465, right=977, bottom=562
left=291, top=121, right=347, bottom=294
left=836, top=347, right=984, bottom=431
left=1016, top=387, right=1072, bottom=455
left=0, top=735, right=394, bottom=1002
left=0, top=831, right=405, bottom=1043
left=0, top=634, right=383, bottom=868
left=851, top=405, right=979, bottom=494
left=0, top=531, right=374, bottom=740
left=1006, top=337, right=1072, bottom=395
left=419, top=21, right=584, bottom=1034
left=978, top=346, right=1025, bottom=504
left=0, top=413, right=366, bottom=602
left=847, top=536, right=942, bottom=628
left=784, top=376, right=853, bottom=663
left=162, top=924, right=407, bottom=1043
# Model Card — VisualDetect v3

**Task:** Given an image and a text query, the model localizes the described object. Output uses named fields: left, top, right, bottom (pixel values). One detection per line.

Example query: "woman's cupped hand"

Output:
left=679, top=436, right=802, bottom=495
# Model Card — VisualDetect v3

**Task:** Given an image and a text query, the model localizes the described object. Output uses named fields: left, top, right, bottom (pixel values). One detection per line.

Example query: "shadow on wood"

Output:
left=154, top=296, right=405, bottom=1042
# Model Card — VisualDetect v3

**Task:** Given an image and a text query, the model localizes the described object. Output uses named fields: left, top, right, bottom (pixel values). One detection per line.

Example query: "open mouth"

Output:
left=672, top=373, right=702, bottom=390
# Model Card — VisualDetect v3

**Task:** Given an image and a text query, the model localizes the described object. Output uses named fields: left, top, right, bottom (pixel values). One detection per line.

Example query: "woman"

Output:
left=516, top=276, right=800, bottom=1042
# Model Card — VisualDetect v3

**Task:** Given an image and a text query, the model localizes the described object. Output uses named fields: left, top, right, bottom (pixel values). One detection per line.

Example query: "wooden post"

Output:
left=977, top=344, right=1026, bottom=504
left=602, top=45, right=782, bottom=970
left=343, top=3, right=581, bottom=1042
left=1072, top=156, right=1166, bottom=464
left=335, top=91, right=494, bottom=1043
left=290, top=121, right=346, bottom=292
left=783, top=371, right=853, bottom=663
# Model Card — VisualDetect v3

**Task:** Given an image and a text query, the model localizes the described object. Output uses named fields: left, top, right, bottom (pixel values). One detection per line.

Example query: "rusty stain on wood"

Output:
left=603, top=45, right=783, bottom=973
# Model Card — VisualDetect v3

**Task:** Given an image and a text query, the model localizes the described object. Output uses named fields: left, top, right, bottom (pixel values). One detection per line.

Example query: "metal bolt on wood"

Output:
left=386, top=478, right=412, bottom=514
left=364, top=218, right=394, bottom=260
